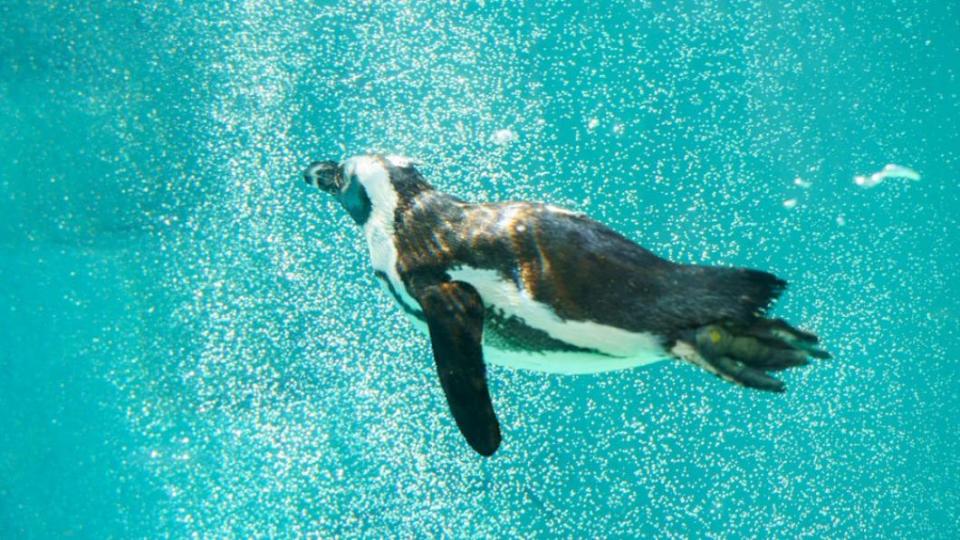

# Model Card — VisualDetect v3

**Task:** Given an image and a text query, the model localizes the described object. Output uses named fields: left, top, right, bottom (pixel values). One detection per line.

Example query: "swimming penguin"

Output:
left=302, top=154, right=829, bottom=456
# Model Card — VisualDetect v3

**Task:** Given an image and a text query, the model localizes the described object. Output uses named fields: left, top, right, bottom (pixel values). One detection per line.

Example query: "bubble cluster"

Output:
left=3, top=0, right=958, bottom=537
left=854, top=163, right=921, bottom=188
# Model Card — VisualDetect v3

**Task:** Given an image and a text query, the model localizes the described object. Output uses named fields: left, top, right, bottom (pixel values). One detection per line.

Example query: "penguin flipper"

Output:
left=416, top=281, right=501, bottom=456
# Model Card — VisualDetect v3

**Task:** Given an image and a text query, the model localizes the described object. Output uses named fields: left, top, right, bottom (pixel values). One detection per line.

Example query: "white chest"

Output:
left=364, top=222, right=396, bottom=276
left=364, top=220, right=421, bottom=316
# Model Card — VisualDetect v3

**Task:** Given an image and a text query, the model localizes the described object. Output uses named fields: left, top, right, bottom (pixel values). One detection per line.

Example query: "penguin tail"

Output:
left=671, top=318, right=830, bottom=393
left=672, top=266, right=786, bottom=328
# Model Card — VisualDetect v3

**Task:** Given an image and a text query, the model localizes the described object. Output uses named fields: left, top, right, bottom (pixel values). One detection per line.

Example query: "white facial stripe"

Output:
left=341, top=156, right=421, bottom=313
left=343, top=156, right=397, bottom=228
left=448, top=266, right=667, bottom=360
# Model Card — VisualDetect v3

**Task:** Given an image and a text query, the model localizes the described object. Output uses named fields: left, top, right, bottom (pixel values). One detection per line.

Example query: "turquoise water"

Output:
left=2, top=1, right=958, bottom=537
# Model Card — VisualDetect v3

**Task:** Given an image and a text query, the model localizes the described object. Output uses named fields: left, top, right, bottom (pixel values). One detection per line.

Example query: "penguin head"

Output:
left=303, top=157, right=374, bottom=226
left=303, top=160, right=343, bottom=193
left=303, top=155, right=430, bottom=227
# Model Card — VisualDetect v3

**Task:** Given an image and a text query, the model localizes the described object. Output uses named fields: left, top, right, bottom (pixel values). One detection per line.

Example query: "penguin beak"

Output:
left=303, top=160, right=341, bottom=193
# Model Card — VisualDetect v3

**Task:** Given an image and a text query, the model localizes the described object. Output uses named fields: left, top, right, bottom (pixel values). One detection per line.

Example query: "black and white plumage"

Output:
left=302, top=154, right=829, bottom=456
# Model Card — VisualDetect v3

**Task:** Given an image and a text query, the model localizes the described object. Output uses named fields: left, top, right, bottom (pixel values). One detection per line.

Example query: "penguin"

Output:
left=302, top=154, right=829, bottom=456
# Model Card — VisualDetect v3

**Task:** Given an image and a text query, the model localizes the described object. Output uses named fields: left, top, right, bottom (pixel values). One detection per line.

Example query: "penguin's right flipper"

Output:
left=417, top=281, right=501, bottom=457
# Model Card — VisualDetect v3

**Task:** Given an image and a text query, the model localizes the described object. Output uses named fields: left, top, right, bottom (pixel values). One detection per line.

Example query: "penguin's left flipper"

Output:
left=675, top=321, right=830, bottom=393
left=416, top=281, right=501, bottom=457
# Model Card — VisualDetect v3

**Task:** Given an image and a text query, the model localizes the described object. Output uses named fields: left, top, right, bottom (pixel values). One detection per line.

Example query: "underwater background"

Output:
left=2, top=1, right=958, bottom=537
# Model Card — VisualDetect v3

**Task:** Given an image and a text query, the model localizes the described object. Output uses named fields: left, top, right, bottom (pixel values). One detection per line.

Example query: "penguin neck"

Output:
left=338, top=179, right=372, bottom=225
